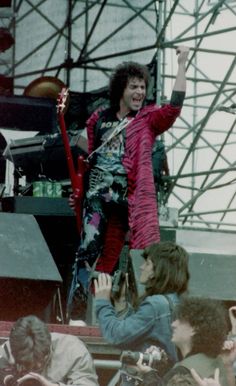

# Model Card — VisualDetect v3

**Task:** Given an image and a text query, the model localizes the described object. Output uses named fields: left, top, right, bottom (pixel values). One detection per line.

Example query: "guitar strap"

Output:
left=86, top=117, right=133, bottom=163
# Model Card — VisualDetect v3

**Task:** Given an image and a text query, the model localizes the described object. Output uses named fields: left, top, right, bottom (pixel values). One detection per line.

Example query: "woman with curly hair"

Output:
left=94, top=241, right=190, bottom=385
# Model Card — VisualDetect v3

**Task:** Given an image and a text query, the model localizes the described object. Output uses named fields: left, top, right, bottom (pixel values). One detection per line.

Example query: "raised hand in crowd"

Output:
left=229, top=306, right=236, bottom=336
left=190, top=368, right=221, bottom=386
left=220, top=339, right=236, bottom=368
left=94, top=272, right=112, bottom=301
left=220, top=339, right=236, bottom=386
left=14, top=372, right=58, bottom=386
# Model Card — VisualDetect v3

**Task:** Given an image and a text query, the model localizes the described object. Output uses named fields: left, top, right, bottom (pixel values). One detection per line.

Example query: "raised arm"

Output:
left=169, top=45, right=189, bottom=109
left=173, top=45, right=189, bottom=93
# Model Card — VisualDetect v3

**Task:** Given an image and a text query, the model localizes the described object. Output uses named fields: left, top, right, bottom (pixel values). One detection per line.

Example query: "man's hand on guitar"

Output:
left=68, top=194, right=76, bottom=211
left=68, top=191, right=83, bottom=212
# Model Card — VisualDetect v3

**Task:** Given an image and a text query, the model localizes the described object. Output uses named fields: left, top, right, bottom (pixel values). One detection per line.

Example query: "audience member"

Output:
left=164, top=297, right=230, bottom=384
left=138, top=297, right=231, bottom=386
left=95, top=241, right=190, bottom=385
left=0, top=315, right=98, bottom=386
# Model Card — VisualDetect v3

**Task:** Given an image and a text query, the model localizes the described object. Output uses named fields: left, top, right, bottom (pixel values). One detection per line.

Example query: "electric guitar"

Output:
left=57, top=87, right=86, bottom=234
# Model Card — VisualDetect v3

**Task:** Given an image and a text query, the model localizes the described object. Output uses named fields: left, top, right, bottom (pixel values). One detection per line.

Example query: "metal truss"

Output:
left=0, top=0, right=236, bottom=231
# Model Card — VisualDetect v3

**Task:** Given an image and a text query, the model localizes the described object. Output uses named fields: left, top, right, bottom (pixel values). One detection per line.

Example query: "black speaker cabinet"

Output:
left=0, top=95, right=57, bottom=134
left=0, top=212, right=62, bottom=320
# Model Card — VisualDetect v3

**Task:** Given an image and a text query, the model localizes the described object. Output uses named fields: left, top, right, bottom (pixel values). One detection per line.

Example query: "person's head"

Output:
left=9, top=315, right=51, bottom=375
left=172, top=297, right=228, bottom=358
left=140, top=241, right=189, bottom=296
left=166, top=373, right=197, bottom=386
left=109, top=61, right=150, bottom=112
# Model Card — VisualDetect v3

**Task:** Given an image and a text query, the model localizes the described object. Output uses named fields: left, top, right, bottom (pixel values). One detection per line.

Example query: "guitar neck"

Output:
left=58, top=113, right=78, bottom=192
left=58, top=113, right=85, bottom=234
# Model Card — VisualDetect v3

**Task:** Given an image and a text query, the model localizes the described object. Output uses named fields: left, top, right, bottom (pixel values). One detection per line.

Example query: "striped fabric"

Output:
left=86, top=103, right=181, bottom=250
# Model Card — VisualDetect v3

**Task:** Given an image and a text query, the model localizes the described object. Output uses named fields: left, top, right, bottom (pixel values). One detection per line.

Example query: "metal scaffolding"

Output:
left=0, top=0, right=236, bottom=231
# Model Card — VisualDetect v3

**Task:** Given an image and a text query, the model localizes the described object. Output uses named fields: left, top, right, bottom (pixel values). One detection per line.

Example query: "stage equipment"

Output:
left=3, top=131, right=85, bottom=182
left=0, top=94, right=58, bottom=133
left=24, top=76, right=66, bottom=100
left=0, top=212, right=62, bottom=321
left=0, top=1, right=12, bottom=6
left=0, top=75, right=13, bottom=95
left=0, top=27, right=14, bottom=52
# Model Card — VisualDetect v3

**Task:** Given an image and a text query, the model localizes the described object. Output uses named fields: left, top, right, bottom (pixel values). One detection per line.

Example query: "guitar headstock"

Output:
left=57, top=87, right=69, bottom=115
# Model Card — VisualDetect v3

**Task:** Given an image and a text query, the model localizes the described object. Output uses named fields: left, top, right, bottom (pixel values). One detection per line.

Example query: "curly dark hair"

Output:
left=109, top=61, right=150, bottom=110
left=142, top=241, right=190, bottom=298
left=9, top=315, right=51, bottom=371
left=176, top=297, right=228, bottom=357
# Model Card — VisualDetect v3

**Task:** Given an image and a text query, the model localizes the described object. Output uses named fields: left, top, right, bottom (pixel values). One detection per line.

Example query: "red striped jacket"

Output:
left=86, top=103, right=181, bottom=249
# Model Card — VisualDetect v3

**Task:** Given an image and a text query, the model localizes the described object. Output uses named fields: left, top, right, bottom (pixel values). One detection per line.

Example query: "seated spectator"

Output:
left=0, top=315, right=98, bottom=386
left=94, top=241, right=190, bottom=385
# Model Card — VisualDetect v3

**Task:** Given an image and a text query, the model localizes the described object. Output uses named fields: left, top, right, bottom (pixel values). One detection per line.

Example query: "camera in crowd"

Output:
left=0, top=367, right=41, bottom=386
left=4, top=375, right=41, bottom=386
left=120, top=348, right=172, bottom=376
left=89, top=269, right=126, bottom=297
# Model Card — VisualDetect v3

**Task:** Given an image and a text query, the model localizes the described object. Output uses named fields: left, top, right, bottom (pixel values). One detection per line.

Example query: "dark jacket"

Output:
left=163, top=353, right=229, bottom=386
